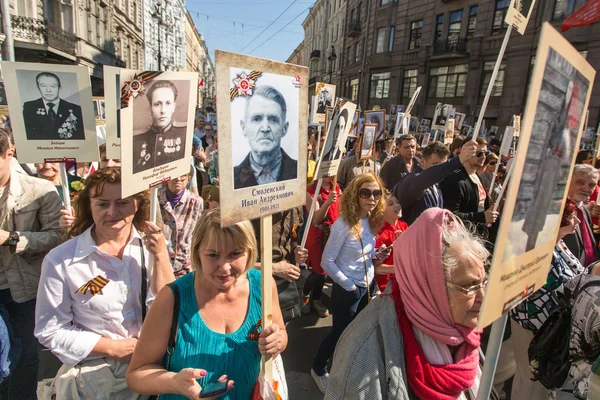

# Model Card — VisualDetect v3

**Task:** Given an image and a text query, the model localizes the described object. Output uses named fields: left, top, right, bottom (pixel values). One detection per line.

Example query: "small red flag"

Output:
left=562, top=0, right=600, bottom=32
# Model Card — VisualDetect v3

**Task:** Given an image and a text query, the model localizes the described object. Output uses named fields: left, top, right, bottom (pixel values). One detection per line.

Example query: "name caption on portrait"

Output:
left=499, top=253, right=549, bottom=287
left=241, top=183, right=294, bottom=213
left=142, top=164, right=178, bottom=181
left=37, top=141, right=80, bottom=151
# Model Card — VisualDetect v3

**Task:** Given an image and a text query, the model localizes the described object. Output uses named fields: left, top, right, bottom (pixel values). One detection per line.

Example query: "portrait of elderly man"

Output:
left=316, top=87, right=332, bottom=114
left=22, top=72, right=84, bottom=140
left=322, top=108, right=349, bottom=161
left=132, top=80, right=187, bottom=174
left=234, top=85, right=298, bottom=189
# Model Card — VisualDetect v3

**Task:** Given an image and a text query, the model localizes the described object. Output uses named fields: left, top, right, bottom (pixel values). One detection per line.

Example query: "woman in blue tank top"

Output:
left=126, top=208, right=288, bottom=399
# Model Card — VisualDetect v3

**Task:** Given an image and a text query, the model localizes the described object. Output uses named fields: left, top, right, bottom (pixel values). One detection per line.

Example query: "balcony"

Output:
left=11, top=15, right=77, bottom=56
left=346, top=20, right=361, bottom=38
left=310, top=49, right=320, bottom=61
left=433, top=38, right=468, bottom=56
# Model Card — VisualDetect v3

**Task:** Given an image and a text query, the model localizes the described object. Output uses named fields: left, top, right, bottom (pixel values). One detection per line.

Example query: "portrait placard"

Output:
left=405, top=86, right=422, bottom=115
left=394, top=112, right=406, bottom=138
left=314, top=100, right=357, bottom=179
left=390, top=104, right=397, bottom=116
left=500, top=127, right=515, bottom=156
left=409, top=117, right=419, bottom=134
left=505, top=0, right=537, bottom=35
left=119, top=69, right=197, bottom=198
left=421, top=132, right=431, bottom=147
left=2, top=62, right=98, bottom=162
left=215, top=51, right=308, bottom=227
left=314, top=82, right=335, bottom=124
left=513, top=115, right=521, bottom=137
left=454, top=112, right=466, bottom=131
left=103, top=66, right=124, bottom=159
left=364, top=109, right=386, bottom=141
left=444, top=118, right=455, bottom=144
left=348, top=110, right=360, bottom=138
left=432, top=102, right=453, bottom=131
left=359, top=123, right=377, bottom=160
left=479, top=23, right=595, bottom=328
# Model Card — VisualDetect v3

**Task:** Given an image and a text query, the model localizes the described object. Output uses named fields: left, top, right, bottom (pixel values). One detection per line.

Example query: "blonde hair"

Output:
left=190, top=208, right=257, bottom=272
left=340, top=173, right=385, bottom=238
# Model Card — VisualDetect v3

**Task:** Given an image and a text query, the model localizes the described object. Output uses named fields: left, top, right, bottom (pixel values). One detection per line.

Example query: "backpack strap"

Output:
left=165, top=282, right=180, bottom=370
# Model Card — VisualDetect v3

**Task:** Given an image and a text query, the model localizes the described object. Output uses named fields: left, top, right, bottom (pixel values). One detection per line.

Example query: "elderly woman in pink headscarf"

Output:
left=324, top=207, right=490, bottom=400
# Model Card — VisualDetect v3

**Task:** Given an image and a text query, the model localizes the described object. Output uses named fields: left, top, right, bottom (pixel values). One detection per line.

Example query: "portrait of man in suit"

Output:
left=22, top=72, right=84, bottom=140
left=234, top=85, right=298, bottom=189
left=322, top=108, right=349, bottom=161
left=132, top=80, right=188, bottom=174
left=316, top=87, right=331, bottom=114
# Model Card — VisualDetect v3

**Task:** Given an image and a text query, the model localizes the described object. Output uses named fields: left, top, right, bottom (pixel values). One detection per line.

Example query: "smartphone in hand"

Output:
left=199, top=380, right=230, bottom=398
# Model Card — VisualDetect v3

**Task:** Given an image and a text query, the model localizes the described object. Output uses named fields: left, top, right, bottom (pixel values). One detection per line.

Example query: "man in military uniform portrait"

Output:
left=22, top=72, right=84, bottom=140
left=133, top=80, right=187, bottom=174
left=234, top=85, right=298, bottom=189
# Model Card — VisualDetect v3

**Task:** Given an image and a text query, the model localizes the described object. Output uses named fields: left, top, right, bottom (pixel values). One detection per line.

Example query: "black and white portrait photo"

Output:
left=365, top=110, right=386, bottom=141
left=322, top=106, right=349, bottom=162
left=360, top=123, right=376, bottom=159
left=348, top=110, right=360, bottom=137
left=0, top=82, right=7, bottom=106
left=131, top=80, right=190, bottom=174
left=316, top=82, right=335, bottom=114
left=390, top=104, right=397, bottom=116
left=18, top=70, right=84, bottom=140
left=230, top=71, right=299, bottom=190
left=432, top=102, right=452, bottom=130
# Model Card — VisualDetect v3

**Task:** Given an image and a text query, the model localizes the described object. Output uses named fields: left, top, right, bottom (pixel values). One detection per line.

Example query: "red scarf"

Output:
left=391, top=281, right=480, bottom=400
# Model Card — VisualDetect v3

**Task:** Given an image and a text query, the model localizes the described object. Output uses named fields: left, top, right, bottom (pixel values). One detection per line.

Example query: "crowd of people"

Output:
left=0, top=108, right=598, bottom=400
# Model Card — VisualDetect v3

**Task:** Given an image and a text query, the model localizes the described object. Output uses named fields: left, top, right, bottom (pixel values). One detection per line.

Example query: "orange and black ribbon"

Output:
left=74, top=275, right=110, bottom=296
left=248, top=318, right=263, bottom=341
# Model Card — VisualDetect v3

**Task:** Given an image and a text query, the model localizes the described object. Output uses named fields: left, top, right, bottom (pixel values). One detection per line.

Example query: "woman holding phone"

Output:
left=310, top=173, right=389, bottom=394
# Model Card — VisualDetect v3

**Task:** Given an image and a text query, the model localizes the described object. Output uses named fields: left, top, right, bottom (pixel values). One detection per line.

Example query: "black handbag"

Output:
left=275, top=276, right=301, bottom=323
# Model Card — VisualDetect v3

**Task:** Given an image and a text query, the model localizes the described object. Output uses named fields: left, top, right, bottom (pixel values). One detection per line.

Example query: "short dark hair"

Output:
left=99, top=143, right=107, bottom=154
left=576, top=150, right=593, bottom=164
left=36, top=72, right=61, bottom=88
left=335, top=109, right=349, bottom=129
left=397, top=134, right=416, bottom=146
left=0, top=128, right=14, bottom=155
left=463, top=136, right=487, bottom=147
left=146, top=80, right=178, bottom=103
left=450, top=135, right=465, bottom=152
left=422, top=142, right=450, bottom=160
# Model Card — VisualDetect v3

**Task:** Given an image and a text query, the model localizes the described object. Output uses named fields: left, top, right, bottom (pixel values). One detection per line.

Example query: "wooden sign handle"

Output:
left=260, top=214, right=274, bottom=382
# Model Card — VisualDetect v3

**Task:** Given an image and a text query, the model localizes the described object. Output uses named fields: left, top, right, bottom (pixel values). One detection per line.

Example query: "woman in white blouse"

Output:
left=35, top=167, right=175, bottom=400
left=311, top=173, right=390, bottom=394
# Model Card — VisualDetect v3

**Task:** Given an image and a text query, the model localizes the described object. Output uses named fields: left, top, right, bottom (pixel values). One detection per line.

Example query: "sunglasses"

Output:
left=489, top=161, right=497, bottom=166
left=476, top=151, right=490, bottom=158
left=359, top=188, right=382, bottom=200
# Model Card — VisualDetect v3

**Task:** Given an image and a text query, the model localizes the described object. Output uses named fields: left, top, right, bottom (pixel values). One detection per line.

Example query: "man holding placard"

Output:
left=234, top=85, right=298, bottom=189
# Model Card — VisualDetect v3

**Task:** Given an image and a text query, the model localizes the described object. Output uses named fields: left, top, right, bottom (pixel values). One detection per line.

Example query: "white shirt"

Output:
left=43, top=98, right=60, bottom=114
left=321, top=218, right=376, bottom=291
left=34, top=225, right=155, bottom=366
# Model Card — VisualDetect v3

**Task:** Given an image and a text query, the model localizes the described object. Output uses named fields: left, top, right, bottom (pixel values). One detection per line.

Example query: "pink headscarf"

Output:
left=393, top=208, right=481, bottom=354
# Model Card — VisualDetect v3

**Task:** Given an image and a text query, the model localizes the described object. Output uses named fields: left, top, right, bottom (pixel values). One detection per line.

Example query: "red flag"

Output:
left=562, top=0, right=600, bottom=32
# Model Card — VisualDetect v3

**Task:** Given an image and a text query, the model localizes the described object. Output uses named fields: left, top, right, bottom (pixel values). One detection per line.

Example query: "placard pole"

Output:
left=148, top=186, right=158, bottom=276
left=473, top=26, right=512, bottom=140
left=59, top=163, right=71, bottom=212
left=260, top=214, right=274, bottom=382
left=315, top=125, right=322, bottom=162
left=300, top=178, right=323, bottom=251
left=476, top=314, right=508, bottom=400
left=593, top=127, right=600, bottom=166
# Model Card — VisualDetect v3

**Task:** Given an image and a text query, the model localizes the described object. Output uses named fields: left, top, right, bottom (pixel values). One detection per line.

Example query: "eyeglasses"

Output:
left=476, top=151, right=490, bottom=158
left=447, top=279, right=488, bottom=297
left=489, top=161, right=497, bottom=166
left=359, top=188, right=382, bottom=200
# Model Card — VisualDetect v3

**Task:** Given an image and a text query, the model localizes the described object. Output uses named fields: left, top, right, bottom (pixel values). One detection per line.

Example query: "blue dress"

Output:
left=161, top=269, right=262, bottom=400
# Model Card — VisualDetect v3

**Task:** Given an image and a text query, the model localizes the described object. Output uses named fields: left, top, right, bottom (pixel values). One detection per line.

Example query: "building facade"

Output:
left=184, top=10, right=214, bottom=110
left=143, top=0, right=185, bottom=71
left=287, top=40, right=304, bottom=66
left=338, top=0, right=600, bottom=131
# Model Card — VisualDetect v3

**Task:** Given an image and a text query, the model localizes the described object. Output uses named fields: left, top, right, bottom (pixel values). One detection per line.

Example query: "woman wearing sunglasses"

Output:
left=311, top=173, right=389, bottom=393
left=324, top=208, right=490, bottom=399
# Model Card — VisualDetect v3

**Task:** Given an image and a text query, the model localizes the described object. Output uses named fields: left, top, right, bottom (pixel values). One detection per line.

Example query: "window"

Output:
left=448, top=10, right=463, bottom=42
left=376, top=28, right=386, bottom=53
left=553, top=0, right=576, bottom=20
left=388, top=26, right=395, bottom=52
left=428, top=65, right=468, bottom=98
left=580, top=50, right=588, bottom=59
left=435, top=15, right=444, bottom=45
left=355, top=41, right=362, bottom=63
left=467, top=6, right=478, bottom=39
left=403, top=69, right=418, bottom=99
left=370, top=72, right=391, bottom=99
left=381, top=0, right=389, bottom=5
left=347, top=46, right=352, bottom=66
left=17, top=0, right=33, bottom=17
left=409, top=20, right=423, bottom=49
left=351, top=78, right=359, bottom=102
left=492, top=0, right=510, bottom=34
left=357, top=2, right=362, bottom=21
left=480, top=61, right=505, bottom=97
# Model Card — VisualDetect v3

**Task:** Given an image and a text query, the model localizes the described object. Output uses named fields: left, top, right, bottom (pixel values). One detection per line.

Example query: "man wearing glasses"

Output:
left=439, top=137, right=499, bottom=227
left=478, top=152, right=499, bottom=191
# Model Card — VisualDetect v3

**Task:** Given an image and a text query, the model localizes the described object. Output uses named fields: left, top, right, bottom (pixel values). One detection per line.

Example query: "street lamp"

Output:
left=328, top=45, right=337, bottom=84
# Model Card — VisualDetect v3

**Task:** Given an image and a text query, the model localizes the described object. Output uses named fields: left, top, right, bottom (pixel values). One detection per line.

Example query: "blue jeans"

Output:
left=312, top=281, right=375, bottom=376
left=0, top=290, right=38, bottom=400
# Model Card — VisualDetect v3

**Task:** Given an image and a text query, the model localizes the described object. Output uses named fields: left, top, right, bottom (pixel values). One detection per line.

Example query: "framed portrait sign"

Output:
left=421, top=131, right=431, bottom=147
left=119, top=69, right=198, bottom=198
left=324, top=106, right=334, bottom=135
left=409, top=117, right=419, bottom=134
left=215, top=50, right=308, bottom=227
left=314, top=82, right=335, bottom=124
left=364, top=109, right=386, bottom=141
left=513, top=115, right=521, bottom=137
left=348, top=109, right=360, bottom=138
left=444, top=118, right=455, bottom=144
left=359, top=123, right=377, bottom=160
left=505, top=0, right=537, bottom=35
left=315, top=99, right=357, bottom=179
left=432, top=102, right=452, bottom=131
left=0, top=81, right=8, bottom=116
left=454, top=112, right=466, bottom=131
left=2, top=62, right=98, bottom=162
left=103, top=66, right=124, bottom=159
left=479, top=23, right=595, bottom=328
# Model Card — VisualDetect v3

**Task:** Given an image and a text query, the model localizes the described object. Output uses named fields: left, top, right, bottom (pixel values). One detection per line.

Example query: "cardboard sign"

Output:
left=103, top=66, right=123, bottom=159
left=359, top=123, right=377, bottom=160
left=432, top=102, right=452, bottom=130
left=215, top=50, right=308, bottom=227
left=479, top=23, right=595, bottom=328
left=365, top=109, right=386, bottom=141
left=513, top=115, right=521, bottom=137
left=454, top=112, right=466, bottom=131
left=421, top=132, right=431, bottom=147
left=505, top=0, right=537, bottom=35
left=348, top=109, right=360, bottom=137
left=119, top=69, right=198, bottom=198
left=2, top=62, right=98, bottom=162
left=444, top=118, right=455, bottom=144
left=313, top=82, right=335, bottom=124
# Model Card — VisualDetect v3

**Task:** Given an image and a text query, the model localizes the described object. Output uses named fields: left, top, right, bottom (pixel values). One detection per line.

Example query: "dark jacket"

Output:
left=439, top=165, right=490, bottom=224
left=23, top=98, right=84, bottom=140
left=380, top=156, right=421, bottom=191
left=563, top=207, right=600, bottom=267
left=395, top=157, right=462, bottom=225
left=234, top=148, right=298, bottom=190
left=132, top=123, right=188, bottom=173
